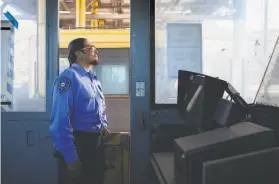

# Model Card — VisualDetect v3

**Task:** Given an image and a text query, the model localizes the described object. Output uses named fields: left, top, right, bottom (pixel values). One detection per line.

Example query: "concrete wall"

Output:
left=106, top=98, right=130, bottom=132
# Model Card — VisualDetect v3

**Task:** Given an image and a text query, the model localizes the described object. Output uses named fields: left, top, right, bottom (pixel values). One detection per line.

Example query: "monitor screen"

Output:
left=178, top=72, right=205, bottom=129
left=177, top=70, right=228, bottom=131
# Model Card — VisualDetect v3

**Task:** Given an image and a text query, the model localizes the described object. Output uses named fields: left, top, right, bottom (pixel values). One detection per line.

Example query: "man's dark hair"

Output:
left=68, top=38, right=86, bottom=66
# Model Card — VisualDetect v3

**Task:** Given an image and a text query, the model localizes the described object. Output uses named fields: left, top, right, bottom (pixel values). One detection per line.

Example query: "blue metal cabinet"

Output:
left=1, top=120, right=57, bottom=184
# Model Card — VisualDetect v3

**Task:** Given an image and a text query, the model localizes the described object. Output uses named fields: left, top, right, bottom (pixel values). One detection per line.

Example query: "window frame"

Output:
left=150, top=0, right=176, bottom=109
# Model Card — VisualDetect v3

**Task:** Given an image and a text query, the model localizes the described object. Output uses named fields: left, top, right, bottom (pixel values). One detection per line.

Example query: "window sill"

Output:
left=104, top=94, right=130, bottom=99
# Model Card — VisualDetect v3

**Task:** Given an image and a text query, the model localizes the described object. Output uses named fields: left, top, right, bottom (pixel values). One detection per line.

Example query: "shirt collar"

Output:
left=71, top=63, right=97, bottom=79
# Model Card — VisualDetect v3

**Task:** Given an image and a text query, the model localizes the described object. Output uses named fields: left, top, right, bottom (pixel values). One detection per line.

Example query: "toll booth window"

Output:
left=154, top=0, right=279, bottom=105
left=59, top=49, right=130, bottom=95
left=1, top=0, right=46, bottom=112
left=95, top=64, right=129, bottom=95
left=59, top=58, right=70, bottom=74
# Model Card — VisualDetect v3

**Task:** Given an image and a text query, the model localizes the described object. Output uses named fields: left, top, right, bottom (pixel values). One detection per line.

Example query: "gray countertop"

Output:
left=150, top=152, right=175, bottom=184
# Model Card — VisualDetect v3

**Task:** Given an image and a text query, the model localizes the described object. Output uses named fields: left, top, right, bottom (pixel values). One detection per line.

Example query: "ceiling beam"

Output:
left=60, top=29, right=130, bottom=48
left=60, top=0, right=72, bottom=12
left=60, top=13, right=130, bottom=20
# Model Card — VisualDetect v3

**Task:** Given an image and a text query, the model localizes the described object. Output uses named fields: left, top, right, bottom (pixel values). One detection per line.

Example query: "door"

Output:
left=1, top=0, right=59, bottom=184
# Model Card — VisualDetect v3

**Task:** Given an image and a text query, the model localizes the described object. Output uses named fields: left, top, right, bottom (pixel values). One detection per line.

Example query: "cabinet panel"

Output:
left=2, top=121, right=57, bottom=184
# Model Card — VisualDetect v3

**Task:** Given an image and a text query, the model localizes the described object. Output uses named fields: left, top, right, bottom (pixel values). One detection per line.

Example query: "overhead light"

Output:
left=160, top=0, right=173, bottom=3
left=179, top=0, right=197, bottom=2
left=86, top=12, right=114, bottom=15
left=212, top=6, right=235, bottom=17
left=164, top=9, right=192, bottom=14
left=60, top=10, right=71, bottom=14
left=164, top=11, right=183, bottom=14
left=98, top=12, right=114, bottom=15
left=183, top=9, right=192, bottom=14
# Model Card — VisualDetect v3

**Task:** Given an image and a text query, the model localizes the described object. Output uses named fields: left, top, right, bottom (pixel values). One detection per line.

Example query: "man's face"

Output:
left=81, top=39, right=99, bottom=66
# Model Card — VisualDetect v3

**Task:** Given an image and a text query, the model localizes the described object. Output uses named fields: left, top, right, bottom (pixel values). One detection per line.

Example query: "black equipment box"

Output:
left=174, top=122, right=276, bottom=184
left=212, top=98, right=245, bottom=127
left=177, top=70, right=228, bottom=131
left=202, top=147, right=279, bottom=184
left=150, top=123, right=199, bottom=153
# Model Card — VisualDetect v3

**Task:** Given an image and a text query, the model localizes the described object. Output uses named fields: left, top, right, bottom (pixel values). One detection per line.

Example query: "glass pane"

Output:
left=155, top=0, right=279, bottom=104
left=254, top=37, right=279, bottom=106
left=97, top=64, right=129, bottom=95
left=59, top=48, right=130, bottom=95
left=59, top=58, right=69, bottom=74
left=58, top=59, right=129, bottom=95
left=1, top=0, right=46, bottom=112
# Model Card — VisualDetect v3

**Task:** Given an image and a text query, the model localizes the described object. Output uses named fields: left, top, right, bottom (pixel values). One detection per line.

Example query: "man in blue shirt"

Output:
left=50, top=38, right=110, bottom=184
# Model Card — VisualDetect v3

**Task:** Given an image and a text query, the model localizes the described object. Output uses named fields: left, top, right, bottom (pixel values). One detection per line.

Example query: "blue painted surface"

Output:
left=3, top=11, right=18, bottom=29
left=130, top=0, right=151, bottom=183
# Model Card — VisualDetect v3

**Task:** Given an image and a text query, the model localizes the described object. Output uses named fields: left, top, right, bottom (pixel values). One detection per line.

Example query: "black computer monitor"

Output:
left=177, top=70, right=228, bottom=131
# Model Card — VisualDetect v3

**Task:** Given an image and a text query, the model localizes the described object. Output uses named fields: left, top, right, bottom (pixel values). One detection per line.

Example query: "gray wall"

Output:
left=106, top=98, right=130, bottom=132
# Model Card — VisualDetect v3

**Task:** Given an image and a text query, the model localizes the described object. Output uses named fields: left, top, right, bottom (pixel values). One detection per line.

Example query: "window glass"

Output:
left=1, top=0, right=46, bottom=112
left=59, top=49, right=130, bottom=95
left=59, top=58, right=69, bottom=74
left=96, top=64, right=129, bottom=95
left=155, top=0, right=279, bottom=104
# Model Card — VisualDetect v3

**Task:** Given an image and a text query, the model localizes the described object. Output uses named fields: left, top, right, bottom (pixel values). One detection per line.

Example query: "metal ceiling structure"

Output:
left=59, top=0, right=131, bottom=29
left=1, top=0, right=241, bottom=29
left=58, top=0, right=238, bottom=29
left=0, top=0, right=242, bottom=48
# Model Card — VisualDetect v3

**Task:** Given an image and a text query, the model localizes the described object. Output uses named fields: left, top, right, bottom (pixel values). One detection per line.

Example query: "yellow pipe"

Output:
left=91, top=21, right=98, bottom=28
left=91, top=0, right=98, bottom=28
left=79, top=0, right=86, bottom=27
left=99, top=19, right=105, bottom=27
left=59, top=29, right=130, bottom=48
left=76, top=0, right=80, bottom=27
left=59, top=28, right=165, bottom=48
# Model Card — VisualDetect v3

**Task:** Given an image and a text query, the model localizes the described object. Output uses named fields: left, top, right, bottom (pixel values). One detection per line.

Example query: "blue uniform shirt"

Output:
left=50, top=63, right=108, bottom=163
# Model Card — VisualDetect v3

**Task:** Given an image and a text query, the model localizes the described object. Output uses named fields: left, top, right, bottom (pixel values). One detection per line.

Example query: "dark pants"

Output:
left=58, top=131, right=105, bottom=184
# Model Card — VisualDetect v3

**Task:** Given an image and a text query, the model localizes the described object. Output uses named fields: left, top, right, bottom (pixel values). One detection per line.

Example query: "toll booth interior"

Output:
left=148, top=0, right=279, bottom=183
left=1, top=0, right=279, bottom=184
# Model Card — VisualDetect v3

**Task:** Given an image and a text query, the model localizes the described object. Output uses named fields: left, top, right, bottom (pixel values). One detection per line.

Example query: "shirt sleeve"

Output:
left=100, top=103, right=108, bottom=128
left=49, top=75, right=79, bottom=164
left=97, top=81, right=108, bottom=128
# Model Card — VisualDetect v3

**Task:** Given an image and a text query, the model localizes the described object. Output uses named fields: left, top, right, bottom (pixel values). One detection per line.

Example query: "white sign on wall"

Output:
left=167, top=23, right=203, bottom=79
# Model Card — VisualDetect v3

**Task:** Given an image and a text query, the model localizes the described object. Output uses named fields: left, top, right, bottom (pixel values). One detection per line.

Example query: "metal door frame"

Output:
left=130, top=0, right=151, bottom=183
left=46, top=0, right=59, bottom=114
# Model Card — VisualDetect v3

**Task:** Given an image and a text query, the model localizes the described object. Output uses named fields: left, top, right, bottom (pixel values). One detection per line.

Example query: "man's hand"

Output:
left=100, top=127, right=110, bottom=138
left=67, top=160, right=83, bottom=180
